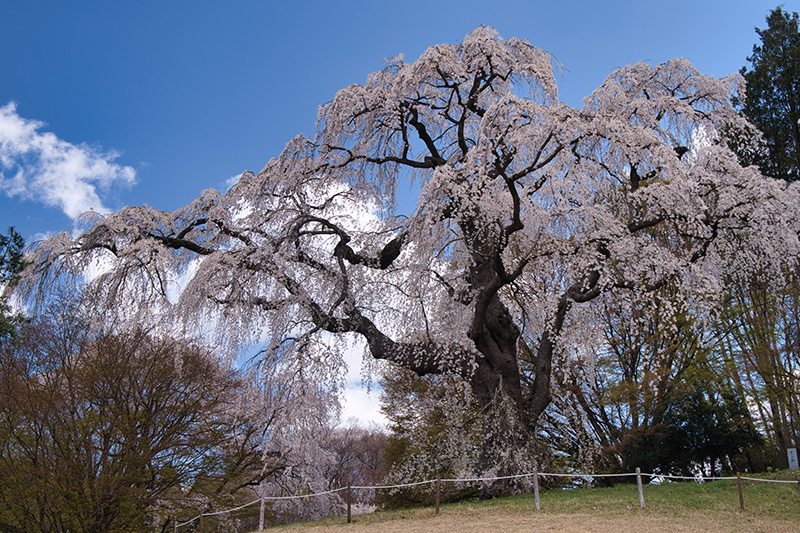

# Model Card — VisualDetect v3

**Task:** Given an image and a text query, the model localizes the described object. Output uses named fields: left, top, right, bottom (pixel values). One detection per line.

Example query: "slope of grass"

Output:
left=261, top=471, right=800, bottom=532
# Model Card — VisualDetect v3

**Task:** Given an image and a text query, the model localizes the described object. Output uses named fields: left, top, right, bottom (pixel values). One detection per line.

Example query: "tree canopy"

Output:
left=0, top=301, right=259, bottom=531
left=25, top=28, right=800, bottom=478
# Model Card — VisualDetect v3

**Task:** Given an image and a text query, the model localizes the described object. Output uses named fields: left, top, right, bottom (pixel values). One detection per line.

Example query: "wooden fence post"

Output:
left=435, top=475, right=441, bottom=515
left=636, top=467, right=645, bottom=508
left=737, top=472, right=744, bottom=510
left=259, top=497, right=265, bottom=531
left=532, top=467, right=540, bottom=511
left=346, top=484, right=352, bottom=523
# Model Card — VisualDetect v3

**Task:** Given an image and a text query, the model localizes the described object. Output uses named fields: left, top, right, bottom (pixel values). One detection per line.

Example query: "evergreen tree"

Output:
left=658, top=386, right=763, bottom=476
left=0, top=227, right=26, bottom=342
left=740, top=7, right=800, bottom=181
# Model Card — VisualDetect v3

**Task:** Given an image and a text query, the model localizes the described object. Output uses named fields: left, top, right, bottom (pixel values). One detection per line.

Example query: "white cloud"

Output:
left=225, top=172, right=243, bottom=191
left=338, top=338, right=388, bottom=427
left=0, top=101, right=137, bottom=219
left=339, top=385, right=387, bottom=427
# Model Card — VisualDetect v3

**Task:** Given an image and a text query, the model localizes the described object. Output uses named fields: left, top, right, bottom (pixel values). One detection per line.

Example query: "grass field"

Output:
left=262, top=473, right=800, bottom=532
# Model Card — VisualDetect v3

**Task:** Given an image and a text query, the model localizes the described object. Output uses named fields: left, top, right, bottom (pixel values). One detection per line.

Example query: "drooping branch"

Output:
left=403, top=103, right=446, bottom=166
left=325, top=144, right=438, bottom=170
left=144, top=231, right=215, bottom=256
left=349, top=308, right=477, bottom=379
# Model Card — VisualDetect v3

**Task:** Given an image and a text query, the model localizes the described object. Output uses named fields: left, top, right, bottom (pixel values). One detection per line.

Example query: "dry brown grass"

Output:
left=268, top=506, right=798, bottom=533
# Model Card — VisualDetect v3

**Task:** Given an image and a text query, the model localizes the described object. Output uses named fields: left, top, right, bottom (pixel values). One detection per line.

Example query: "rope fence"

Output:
left=175, top=469, right=800, bottom=531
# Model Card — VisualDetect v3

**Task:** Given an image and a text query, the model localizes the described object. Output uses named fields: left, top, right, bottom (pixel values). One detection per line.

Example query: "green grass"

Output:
left=262, top=471, right=800, bottom=531
left=457, top=472, right=800, bottom=517
left=539, top=475, right=797, bottom=515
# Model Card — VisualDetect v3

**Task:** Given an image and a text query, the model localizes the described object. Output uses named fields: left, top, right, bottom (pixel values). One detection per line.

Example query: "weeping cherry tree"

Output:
left=25, top=28, right=800, bottom=483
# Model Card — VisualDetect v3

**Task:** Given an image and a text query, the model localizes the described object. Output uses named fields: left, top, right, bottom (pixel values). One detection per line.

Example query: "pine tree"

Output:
left=740, top=7, right=800, bottom=181
left=0, top=227, right=26, bottom=342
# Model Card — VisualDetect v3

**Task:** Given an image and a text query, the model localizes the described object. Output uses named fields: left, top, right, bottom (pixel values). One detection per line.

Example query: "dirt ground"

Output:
left=270, top=506, right=799, bottom=533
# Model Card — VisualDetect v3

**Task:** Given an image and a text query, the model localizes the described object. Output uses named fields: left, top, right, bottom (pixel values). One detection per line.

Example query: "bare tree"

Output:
left=0, top=296, right=271, bottom=531
left=322, top=423, right=388, bottom=488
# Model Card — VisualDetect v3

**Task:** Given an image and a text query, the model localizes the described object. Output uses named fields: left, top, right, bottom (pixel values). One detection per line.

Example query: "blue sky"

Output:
left=0, top=0, right=788, bottom=241
left=0, top=1, right=790, bottom=423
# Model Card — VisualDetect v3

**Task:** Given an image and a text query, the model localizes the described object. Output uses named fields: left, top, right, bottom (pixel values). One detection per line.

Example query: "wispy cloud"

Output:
left=0, top=102, right=136, bottom=219
left=224, top=172, right=243, bottom=191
